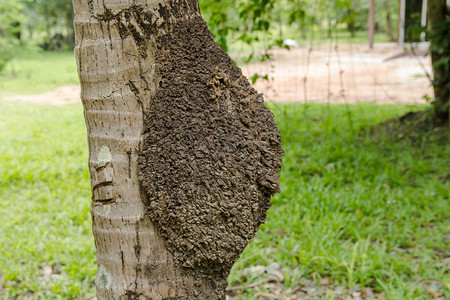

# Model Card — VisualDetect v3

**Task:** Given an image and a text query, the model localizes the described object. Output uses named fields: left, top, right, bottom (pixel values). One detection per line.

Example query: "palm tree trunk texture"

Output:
left=72, top=0, right=283, bottom=299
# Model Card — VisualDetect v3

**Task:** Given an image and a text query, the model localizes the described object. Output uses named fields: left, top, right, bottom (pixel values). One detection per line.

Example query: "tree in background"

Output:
left=286, top=0, right=309, bottom=39
left=0, top=0, right=75, bottom=68
left=428, top=0, right=449, bottom=124
left=199, top=0, right=237, bottom=52
left=383, top=0, right=397, bottom=41
left=0, top=0, right=28, bottom=71
left=31, top=0, right=74, bottom=50
left=335, top=0, right=360, bottom=37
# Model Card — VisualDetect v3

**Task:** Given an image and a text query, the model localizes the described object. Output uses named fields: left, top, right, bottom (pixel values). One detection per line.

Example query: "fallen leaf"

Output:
left=5, top=281, right=17, bottom=287
left=226, top=278, right=273, bottom=292
left=437, top=173, right=450, bottom=180
left=319, top=277, right=330, bottom=285
left=41, top=264, right=53, bottom=276
left=256, top=292, right=284, bottom=299
left=363, top=287, right=375, bottom=298
left=427, top=287, right=443, bottom=298
left=437, top=257, right=450, bottom=267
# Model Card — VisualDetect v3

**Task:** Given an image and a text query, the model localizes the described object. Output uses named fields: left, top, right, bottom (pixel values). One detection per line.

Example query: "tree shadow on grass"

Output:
left=368, top=109, right=449, bottom=147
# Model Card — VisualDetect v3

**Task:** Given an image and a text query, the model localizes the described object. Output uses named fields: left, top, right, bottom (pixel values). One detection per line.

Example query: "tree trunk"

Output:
left=385, top=0, right=395, bottom=41
left=72, top=0, right=283, bottom=299
left=369, top=0, right=375, bottom=49
left=44, top=2, right=51, bottom=44
left=66, top=3, right=75, bottom=49
left=427, top=0, right=449, bottom=123
left=327, top=16, right=332, bottom=38
left=347, top=19, right=355, bottom=38
left=12, top=22, right=21, bottom=40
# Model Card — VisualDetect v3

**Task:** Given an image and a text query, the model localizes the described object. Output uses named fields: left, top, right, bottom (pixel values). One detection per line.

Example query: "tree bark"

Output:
left=427, top=0, right=449, bottom=123
left=74, top=1, right=206, bottom=298
left=72, top=0, right=283, bottom=299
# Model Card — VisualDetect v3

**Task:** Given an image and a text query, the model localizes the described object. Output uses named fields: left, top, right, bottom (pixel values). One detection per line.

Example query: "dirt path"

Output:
left=5, top=85, right=81, bottom=106
left=5, top=43, right=432, bottom=106
left=243, top=42, right=432, bottom=104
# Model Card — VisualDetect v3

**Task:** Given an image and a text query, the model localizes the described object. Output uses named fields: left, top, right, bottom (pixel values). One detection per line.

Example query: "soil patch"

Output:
left=242, top=42, right=433, bottom=104
left=4, top=85, right=80, bottom=105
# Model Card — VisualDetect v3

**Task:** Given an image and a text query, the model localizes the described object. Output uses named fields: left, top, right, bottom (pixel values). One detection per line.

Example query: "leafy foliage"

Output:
left=199, top=0, right=237, bottom=52
left=200, top=0, right=279, bottom=55
left=32, top=0, right=74, bottom=50
left=0, top=0, right=402, bottom=73
left=0, top=0, right=28, bottom=71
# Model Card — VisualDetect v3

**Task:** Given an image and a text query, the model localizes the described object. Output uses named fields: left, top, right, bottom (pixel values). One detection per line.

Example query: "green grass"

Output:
left=0, top=51, right=79, bottom=98
left=230, top=103, right=450, bottom=299
left=1, top=99, right=448, bottom=299
left=0, top=103, right=94, bottom=298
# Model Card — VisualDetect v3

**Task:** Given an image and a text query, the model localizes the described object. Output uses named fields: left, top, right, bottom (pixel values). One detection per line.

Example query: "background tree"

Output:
left=37, top=0, right=74, bottom=50
left=336, top=0, right=359, bottom=37
left=428, top=0, right=450, bottom=124
left=199, top=0, right=237, bottom=52
left=287, top=0, right=313, bottom=40
left=383, top=0, right=397, bottom=41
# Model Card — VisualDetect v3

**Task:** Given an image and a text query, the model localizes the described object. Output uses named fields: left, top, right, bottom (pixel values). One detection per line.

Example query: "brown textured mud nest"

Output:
left=138, top=14, right=284, bottom=274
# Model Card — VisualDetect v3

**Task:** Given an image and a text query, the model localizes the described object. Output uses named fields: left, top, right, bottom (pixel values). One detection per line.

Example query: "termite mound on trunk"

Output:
left=73, top=0, right=282, bottom=297
left=137, top=0, right=284, bottom=290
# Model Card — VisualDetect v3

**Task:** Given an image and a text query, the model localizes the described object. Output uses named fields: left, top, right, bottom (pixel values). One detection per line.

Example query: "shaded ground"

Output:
left=369, top=110, right=449, bottom=145
left=4, top=43, right=433, bottom=106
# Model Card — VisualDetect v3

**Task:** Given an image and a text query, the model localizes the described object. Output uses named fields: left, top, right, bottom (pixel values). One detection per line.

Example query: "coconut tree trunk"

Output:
left=72, top=0, right=283, bottom=299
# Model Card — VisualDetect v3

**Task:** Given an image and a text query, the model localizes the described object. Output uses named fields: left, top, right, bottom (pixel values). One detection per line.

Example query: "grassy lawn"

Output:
left=230, top=103, right=450, bottom=299
left=0, top=103, right=94, bottom=298
left=0, top=99, right=448, bottom=299
left=0, top=51, right=79, bottom=98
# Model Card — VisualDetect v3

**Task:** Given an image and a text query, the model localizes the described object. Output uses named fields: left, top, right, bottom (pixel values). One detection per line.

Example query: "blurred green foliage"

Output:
left=0, top=0, right=401, bottom=73
left=0, top=0, right=29, bottom=71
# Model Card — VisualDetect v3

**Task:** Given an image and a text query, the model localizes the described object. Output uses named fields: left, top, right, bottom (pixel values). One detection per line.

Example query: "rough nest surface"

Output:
left=138, top=14, right=284, bottom=274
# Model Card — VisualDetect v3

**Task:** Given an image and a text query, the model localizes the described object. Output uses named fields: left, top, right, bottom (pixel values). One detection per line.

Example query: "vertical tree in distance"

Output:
left=368, top=0, right=375, bottom=49
left=72, top=0, right=284, bottom=299
left=427, top=0, right=449, bottom=124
